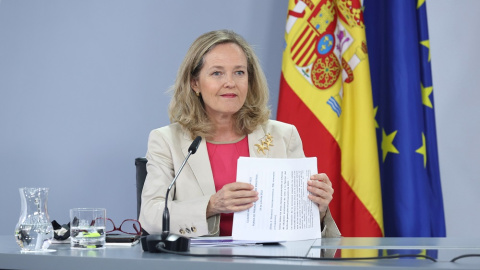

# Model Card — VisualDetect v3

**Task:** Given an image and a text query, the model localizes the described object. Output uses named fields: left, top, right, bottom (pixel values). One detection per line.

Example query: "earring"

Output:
left=195, top=92, right=200, bottom=97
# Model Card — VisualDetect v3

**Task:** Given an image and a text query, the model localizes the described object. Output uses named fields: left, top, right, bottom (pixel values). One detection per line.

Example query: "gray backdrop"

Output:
left=0, top=0, right=478, bottom=240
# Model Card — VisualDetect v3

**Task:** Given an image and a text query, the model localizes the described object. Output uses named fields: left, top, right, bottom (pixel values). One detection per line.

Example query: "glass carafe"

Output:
left=14, top=187, right=53, bottom=251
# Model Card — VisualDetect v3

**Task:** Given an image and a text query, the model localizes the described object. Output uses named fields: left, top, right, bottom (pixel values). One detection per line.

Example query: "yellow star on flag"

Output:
left=417, top=0, right=426, bottom=9
left=420, top=40, right=431, bottom=62
left=381, top=129, right=400, bottom=162
left=415, top=132, right=427, bottom=168
left=421, top=83, right=433, bottom=108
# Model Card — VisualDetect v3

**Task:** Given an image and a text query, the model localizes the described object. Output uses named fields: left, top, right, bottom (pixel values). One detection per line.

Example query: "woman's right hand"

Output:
left=206, top=182, right=258, bottom=217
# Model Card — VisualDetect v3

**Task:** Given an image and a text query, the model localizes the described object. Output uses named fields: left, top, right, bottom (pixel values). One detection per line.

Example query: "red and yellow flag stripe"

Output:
left=277, top=0, right=383, bottom=238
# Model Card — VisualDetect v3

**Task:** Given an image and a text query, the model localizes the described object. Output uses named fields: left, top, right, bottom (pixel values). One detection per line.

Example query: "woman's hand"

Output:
left=206, top=182, right=258, bottom=217
left=307, top=173, right=334, bottom=221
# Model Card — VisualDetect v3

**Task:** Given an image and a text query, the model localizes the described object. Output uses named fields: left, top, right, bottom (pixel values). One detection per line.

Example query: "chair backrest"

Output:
left=135, top=157, right=148, bottom=219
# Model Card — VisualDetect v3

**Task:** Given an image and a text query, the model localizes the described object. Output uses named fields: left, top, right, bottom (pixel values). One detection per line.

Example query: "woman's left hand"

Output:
left=307, top=173, right=334, bottom=220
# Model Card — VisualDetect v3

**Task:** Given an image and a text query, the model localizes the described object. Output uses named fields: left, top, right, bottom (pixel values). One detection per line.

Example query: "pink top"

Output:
left=206, top=136, right=249, bottom=236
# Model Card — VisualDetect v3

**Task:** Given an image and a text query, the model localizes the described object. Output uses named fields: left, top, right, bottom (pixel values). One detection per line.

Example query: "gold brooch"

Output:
left=255, top=133, right=274, bottom=155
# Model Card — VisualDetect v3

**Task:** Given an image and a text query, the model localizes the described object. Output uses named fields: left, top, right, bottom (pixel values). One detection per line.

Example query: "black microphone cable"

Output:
left=450, top=254, right=480, bottom=262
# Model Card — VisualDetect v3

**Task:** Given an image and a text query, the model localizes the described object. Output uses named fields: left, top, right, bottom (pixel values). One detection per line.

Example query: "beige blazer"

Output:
left=139, top=120, right=340, bottom=238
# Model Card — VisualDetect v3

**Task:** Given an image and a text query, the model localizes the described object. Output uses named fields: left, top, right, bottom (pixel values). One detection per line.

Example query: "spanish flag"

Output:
left=277, top=0, right=383, bottom=237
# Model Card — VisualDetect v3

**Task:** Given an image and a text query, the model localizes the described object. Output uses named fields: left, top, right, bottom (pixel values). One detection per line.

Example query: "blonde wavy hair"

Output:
left=168, top=30, right=271, bottom=139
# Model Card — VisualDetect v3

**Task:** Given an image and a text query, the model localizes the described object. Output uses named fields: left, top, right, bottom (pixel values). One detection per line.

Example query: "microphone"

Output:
left=146, top=136, right=202, bottom=253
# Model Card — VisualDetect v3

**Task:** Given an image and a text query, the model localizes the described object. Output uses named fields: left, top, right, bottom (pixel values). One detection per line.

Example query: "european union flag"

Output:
left=364, top=0, right=446, bottom=243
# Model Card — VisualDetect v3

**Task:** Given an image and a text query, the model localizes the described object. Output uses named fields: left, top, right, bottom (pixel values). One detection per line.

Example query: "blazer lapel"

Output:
left=180, top=133, right=216, bottom=195
left=248, top=124, right=270, bottom=158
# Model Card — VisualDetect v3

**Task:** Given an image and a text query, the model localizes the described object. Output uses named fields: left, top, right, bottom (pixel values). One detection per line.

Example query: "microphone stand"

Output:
left=146, top=136, right=202, bottom=253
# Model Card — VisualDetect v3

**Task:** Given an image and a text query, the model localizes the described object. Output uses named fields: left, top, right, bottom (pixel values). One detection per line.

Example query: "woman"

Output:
left=139, top=30, right=340, bottom=238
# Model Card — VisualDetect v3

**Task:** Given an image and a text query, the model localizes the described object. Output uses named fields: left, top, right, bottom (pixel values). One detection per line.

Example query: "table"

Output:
left=1, top=236, right=480, bottom=270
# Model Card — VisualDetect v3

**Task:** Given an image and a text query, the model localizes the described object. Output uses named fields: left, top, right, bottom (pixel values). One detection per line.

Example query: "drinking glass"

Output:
left=70, top=208, right=106, bottom=249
